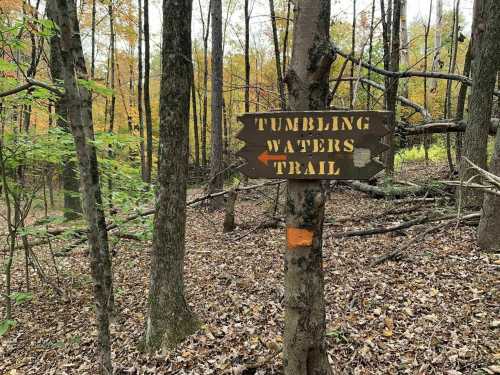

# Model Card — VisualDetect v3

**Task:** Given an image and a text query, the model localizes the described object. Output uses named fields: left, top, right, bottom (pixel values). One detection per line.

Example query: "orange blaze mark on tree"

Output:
left=287, top=227, right=314, bottom=249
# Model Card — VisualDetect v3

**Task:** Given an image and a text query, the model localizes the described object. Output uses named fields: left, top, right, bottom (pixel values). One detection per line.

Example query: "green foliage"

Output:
left=77, top=79, right=114, bottom=97
left=0, top=319, right=17, bottom=336
left=0, top=58, right=16, bottom=72
left=10, top=291, right=33, bottom=305
left=396, top=142, right=448, bottom=166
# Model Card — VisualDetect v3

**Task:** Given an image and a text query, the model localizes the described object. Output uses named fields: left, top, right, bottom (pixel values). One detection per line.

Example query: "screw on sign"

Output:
left=236, top=110, right=390, bottom=180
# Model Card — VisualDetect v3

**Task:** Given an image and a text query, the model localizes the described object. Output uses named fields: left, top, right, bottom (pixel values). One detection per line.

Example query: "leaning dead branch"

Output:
left=359, top=78, right=431, bottom=120
left=440, top=157, right=500, bottom=196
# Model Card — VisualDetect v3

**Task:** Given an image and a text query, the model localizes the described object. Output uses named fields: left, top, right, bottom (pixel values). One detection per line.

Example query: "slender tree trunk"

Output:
left=138, top=0, right=146, bottom=181
left=192, top=72, right=200, bottom=168
left=477, top=130, right=500, bottom=251
left=400, top=0, right=409, bottom=98
left=423, top=0, right=433, bottom=163
left=244, top=0, right=250, bottom=113
left=459, top=0, right=500, bottom=208
left=384, top=0, right=401, bottom=176
left=143, top=0, right=198, bottom=351
left=48, top=0, right=114, bottom=373
left=366, top=0, right=376, bottom=109
left=144, top=0, right=153, bottom=183
left=349, top=0, right=356, bottom=108
left=269, top=0, right=286, bottom=110
left=208, top=0, right=224, bottom=207
left=282, top=0, right=291, bottom=78
left=380, top=0, right=392, bottom=105
left=455, top=39, right=472, bottom=164
left=108, top=0, right=116, bottom=208
left=283, top=0, right=335, bottom=373
left=430, top=0, right=443, bottom=93
left=91, top=0, right=96, bottom=78
left=444, top=0, right=460, bottom=174
left=201, top=0, right=211, bottom=167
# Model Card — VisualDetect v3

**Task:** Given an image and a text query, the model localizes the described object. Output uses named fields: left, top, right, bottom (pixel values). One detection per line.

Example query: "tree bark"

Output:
left=455, top=39, right=472, bottom=164
left=283, top=0, right=335, bottom=373
left=208, top=0, right=224, bottom=207
left=477, top=130, right=500, bottom=251
left=192, top=70, right=200, bottom=168
left=459, top=0, right=500, bottom=208
left=400, top=0, right=409, bottom=98
left=143, top=0, right=198, bottom=351
left=269, top=0, right=286, bottom=110
left=444, top=0, right=460, bottom=174
left=138, top=0, right=146, bottom=181
left=349, top=0, right=356, bottom=108
left=244, top=0, right=250, bottom=113
left=200, top=0, right=211, bottom=167
left=366, top=0, right=376, bottom=109
left=48, top=17, right=82, bottom=220
left=223, top=189, right=237, bottom=233
left=384, top=0, right=401, bottom=176
left=48, top=0, right=114, bottom=372
left=144, top=0, right=153, bottom=183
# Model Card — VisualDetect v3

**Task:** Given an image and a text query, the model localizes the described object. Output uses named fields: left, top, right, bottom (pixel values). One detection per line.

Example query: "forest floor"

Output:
left=1, top=160, right=499, bottom=375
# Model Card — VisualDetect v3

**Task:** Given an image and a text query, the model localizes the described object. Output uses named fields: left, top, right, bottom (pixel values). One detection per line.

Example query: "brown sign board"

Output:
left=236, top=110, right=391, bottom=180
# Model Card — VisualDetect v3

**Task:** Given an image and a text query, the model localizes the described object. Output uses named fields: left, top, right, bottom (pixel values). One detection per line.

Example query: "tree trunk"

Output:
left=144, top=0, right=153, bottom=183
left=269, top=0, right=286, bottom=110
left=201, top=0, right=211, bottom=167
left=223, top=189, right=237, bottom=233
left=138, top=0, right=146, bottom=181
left=459, top=0, right=500, bottom=208
left=350, top=0, right=356, bottom=108
left=430, top=0, right=443, bottom=93
left=400, top=0, right=409, bottom=98
left=192, top=72, right=200, bottom=168
left=244, top=0, right=250, bottom=113
left=108, top=0, right=116, bottom=209
left=208, top=0, right=224, bottom=207
left=48, top=0, right=114, bottom=373
left=444, top=0, right=460, bottom=174
left=423, top=0, right=433, bottom=163
left=384, top=0, right=401, bottom=176
left=477, top=130, right=500, bottom=251
left=91, top=0, right=96, bottom=78
left=366, top=0, right=376, bottom=109
left=455, top=39, right=472, bottom=164
left=143, top=0, right=198, bottom=351
left=282, top=0, right=291, bottom=78
left=48, top=0, right=82, bottom=220
left=283, top=0, right=335, bottom=373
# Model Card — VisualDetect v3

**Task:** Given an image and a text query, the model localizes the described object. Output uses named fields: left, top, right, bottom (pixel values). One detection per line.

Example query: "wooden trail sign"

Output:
left=236, top=110, right=391, bottom=180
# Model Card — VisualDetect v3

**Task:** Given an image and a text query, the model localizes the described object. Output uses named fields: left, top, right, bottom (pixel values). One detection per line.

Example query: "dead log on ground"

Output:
left=345, top=180, right=447, bottom=199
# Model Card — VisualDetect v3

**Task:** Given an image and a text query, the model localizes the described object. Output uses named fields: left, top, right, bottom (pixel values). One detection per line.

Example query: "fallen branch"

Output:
left=345, top=180, right=445, bottom=199
left=330, top=212, right=461, bottom=238
left=399, top=118, right=498, bottom=136
left=371, top=212, right=481, bottom=266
